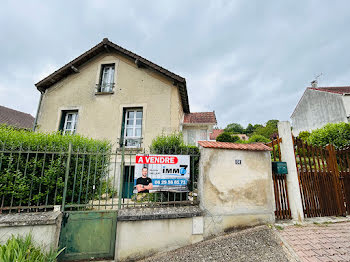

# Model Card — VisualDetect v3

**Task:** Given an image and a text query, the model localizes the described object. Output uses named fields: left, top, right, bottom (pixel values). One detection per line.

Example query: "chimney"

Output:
left=311, top=80, right=318, bottom=88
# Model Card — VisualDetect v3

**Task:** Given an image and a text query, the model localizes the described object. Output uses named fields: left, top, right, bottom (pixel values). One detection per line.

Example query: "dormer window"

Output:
left=97, top=63, right=115, bottom=93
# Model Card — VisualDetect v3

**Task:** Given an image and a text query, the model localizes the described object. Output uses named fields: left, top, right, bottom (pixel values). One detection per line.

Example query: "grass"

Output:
left=274, top=225, right=284, bottom=230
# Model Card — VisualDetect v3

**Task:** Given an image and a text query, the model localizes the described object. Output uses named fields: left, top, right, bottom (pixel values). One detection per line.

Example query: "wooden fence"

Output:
left=267, top=136, right=350, bottom=219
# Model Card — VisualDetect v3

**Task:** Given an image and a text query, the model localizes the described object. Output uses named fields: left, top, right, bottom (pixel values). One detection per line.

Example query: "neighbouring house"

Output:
left=182, top=112, right=216, bottom=145
left=34, top=38, right=215, bottom=149
left=0, top=105, right=34, bottom=129
left=209, top=128, right=248, bottom=141
left=291, top=81, right=350, bottom=136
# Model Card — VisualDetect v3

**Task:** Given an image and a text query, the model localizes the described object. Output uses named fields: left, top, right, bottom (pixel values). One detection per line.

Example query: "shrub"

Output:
left=0, top=234, right=64, bottom=262
left=307, top=122, right=350, bottom=149
left=298, top=131, right=311, bottom=142
left=247, top=134, right=270, bottom=143
left=0, top=125, right=111, bottom=209
left=216, top=132, right=240, bottom=142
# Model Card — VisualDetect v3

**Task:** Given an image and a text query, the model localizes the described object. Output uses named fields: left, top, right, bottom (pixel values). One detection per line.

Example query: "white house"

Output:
left=291, top=82, right=350, bottom=136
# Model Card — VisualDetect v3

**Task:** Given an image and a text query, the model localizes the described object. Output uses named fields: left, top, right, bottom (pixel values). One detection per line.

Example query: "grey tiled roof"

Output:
left=0, top=105, right=34, bottom=129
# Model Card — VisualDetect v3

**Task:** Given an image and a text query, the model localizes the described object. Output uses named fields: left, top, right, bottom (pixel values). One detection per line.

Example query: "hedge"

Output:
left=0, top=125, right=111, bottom=209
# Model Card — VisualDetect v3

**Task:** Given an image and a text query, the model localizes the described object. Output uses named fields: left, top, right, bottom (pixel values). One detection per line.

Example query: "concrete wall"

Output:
left=36, top=52, right=184, bottom=149
left=198, top=147, right=275, bottom=237
left=116, top=216, right=203, bottom=261
left=0, top=211, right=62, bottom=252
left=291, top=89, right=348, bottom=136
left=342, top=95, right=350, bottom=118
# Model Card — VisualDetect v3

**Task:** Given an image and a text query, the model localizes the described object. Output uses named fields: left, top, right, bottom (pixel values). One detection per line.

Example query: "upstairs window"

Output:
left=123, top=109, right=143, bottom=148
left=60, top=111, right=78, bottom=135
left=97, top=64, right=115, bottom=93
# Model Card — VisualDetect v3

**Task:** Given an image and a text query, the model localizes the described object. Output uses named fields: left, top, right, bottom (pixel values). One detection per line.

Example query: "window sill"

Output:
left=95, top=91, right=114, bottom=95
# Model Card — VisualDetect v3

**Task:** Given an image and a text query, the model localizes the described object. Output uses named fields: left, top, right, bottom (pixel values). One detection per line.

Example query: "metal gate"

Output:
left=58, top=211, right=117, bottom=261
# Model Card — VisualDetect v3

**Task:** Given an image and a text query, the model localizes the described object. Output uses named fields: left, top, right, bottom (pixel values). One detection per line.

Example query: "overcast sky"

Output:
left=1, top=1, right=350, bottom=128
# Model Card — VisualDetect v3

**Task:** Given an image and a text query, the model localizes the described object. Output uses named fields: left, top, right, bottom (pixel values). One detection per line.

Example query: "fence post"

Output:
left=62, top=142, right=72, bottom=212
left=118, top=141, right=125, bottom=210
left=278, top=121, right=304, bottom=222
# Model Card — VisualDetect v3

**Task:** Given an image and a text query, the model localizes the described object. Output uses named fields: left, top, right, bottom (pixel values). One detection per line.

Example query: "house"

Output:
left=182, top=112, right=216, bottom=145
left=209, top=128, right=249, bottom=141
left=34, top=38, right=215, bottom=149
left=0, top=105, right=34, bottom=129
left=291, top=81, right=350, bottom=136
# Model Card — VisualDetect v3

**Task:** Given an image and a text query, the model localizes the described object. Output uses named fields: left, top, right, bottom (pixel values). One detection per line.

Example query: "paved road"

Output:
left=139, top=226, right=293, bottom=262
left=280, top=222, right=350, bottom=262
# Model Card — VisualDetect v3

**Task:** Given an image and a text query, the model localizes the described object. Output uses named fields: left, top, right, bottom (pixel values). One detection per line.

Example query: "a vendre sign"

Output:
left=134, top=154, right=190, bottom=192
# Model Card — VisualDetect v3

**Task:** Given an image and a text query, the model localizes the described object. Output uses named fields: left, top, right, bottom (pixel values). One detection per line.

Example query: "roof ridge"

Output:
left=0, top=105, right=34, bottom=117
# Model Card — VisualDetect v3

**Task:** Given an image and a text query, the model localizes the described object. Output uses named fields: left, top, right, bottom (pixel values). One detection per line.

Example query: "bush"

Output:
left=307, top=122, right=350, bottom=149
left=216, top=132, right=240, bottom=142
left=0, top=125, right=111, bottom=209
left=247, top=134, right=270, bottom=143
left=298, top=131, right=311, bottom=142
left=0, top=234, right=64, bottom=262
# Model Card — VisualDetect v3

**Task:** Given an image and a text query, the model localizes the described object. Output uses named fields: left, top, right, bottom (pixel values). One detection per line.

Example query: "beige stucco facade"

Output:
left=36, top=52, right=184, bottom=149
left=198, top=147, right=275, bottom=237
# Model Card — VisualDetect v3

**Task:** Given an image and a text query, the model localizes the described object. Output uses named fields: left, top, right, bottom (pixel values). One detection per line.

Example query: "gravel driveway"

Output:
left=138, top=225, right=294, bottom=262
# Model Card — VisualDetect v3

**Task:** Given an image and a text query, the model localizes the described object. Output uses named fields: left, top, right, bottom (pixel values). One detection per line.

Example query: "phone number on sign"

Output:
left=152, top=179, right=187, bottom=186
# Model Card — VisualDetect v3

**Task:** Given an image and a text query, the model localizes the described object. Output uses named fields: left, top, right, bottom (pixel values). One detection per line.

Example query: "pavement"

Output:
left=138, top=225, right=295, bottom=262
left=278, top=221, right=350, bottom=262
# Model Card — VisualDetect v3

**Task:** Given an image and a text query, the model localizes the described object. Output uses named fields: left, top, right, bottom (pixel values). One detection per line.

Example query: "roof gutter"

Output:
left=33, top=91, right=44, bottom=131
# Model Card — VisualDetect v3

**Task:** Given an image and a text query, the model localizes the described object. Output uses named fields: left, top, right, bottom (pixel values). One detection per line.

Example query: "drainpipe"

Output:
left=33, top=91, right=44, bottom=131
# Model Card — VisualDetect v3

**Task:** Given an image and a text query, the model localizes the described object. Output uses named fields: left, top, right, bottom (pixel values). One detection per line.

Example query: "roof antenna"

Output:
left=311, top=73, right=323, bottom=88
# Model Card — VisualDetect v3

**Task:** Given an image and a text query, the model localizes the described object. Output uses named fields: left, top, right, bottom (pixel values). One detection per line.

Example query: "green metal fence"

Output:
left=0, top=142, right=200, bottom=213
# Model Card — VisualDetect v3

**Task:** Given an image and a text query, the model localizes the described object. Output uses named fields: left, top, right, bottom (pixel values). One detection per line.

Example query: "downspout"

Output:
left=33, top=91, right=44, bottom=131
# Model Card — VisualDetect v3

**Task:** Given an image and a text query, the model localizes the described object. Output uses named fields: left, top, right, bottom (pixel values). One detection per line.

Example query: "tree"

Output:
left=216, top=132, right=240, bottom=142
left=253, top=120, right=279, bottom=139
left=224, top=123, right=244, bottom=134
left=245, top=123, right=255, bottom=135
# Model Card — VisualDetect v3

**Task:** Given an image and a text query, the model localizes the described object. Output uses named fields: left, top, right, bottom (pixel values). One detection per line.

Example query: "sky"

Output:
left=1, top=0, right=350, bottom=128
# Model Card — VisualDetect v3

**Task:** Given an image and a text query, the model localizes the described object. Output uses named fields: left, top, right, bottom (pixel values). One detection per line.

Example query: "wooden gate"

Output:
left=267, top=138, right=292, bottom=220
left=293, top=138, right=346, bottom=218
left=336, top=146, right=350, bottom=214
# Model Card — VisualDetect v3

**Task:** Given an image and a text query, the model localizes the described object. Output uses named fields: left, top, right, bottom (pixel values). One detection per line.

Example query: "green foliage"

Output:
left=253, top=120, right=279, bottom=139
left=298, top=131, right=311, bottom=142
left=216, top=132, right=239, bottom=142
left=247, top=134, right=270, bottom=143
left=0, top=125, right=111, bottom=209
left=0, top=124, right=110, bottom=151
left=245, top=123, right=255, bottom=135
left=224, top=123, right=245, bottom=134
left=0, top=234, right=64, bottom=262
left=307, top=122, right=350, bottom=149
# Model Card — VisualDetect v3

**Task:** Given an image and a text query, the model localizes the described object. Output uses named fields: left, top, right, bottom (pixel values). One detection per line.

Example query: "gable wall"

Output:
left=291, top=89, right=347, bottom=136
left=36, top=52, right=184, bottom=148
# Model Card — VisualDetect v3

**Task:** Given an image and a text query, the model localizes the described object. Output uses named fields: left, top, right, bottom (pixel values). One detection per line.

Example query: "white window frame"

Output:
left=187, top=130, right=196, bottom=145
left=123, top=109, right=143, bottom=148
left=63, top=112, right=78, bottom=135
left=99, top=64, right=115, bottom=92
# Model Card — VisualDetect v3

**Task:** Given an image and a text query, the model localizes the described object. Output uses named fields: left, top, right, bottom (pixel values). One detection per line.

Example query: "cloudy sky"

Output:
left=1, top=1, right=350, bottom=128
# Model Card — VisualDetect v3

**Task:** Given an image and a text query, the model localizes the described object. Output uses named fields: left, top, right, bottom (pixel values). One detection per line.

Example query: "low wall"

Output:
left=116, top=207, right=204, bottom=261
left=0, top=211, right=62, bottom=252
left=198, top=145, right=275, bottom=237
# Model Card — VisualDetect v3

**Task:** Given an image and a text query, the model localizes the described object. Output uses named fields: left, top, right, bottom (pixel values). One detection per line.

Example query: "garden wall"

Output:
left=0, top=210, right=62, bottom=252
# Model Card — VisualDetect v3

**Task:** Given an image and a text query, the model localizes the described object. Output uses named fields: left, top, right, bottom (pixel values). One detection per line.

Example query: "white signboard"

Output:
left=134, top=154, right=190, bottom=192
